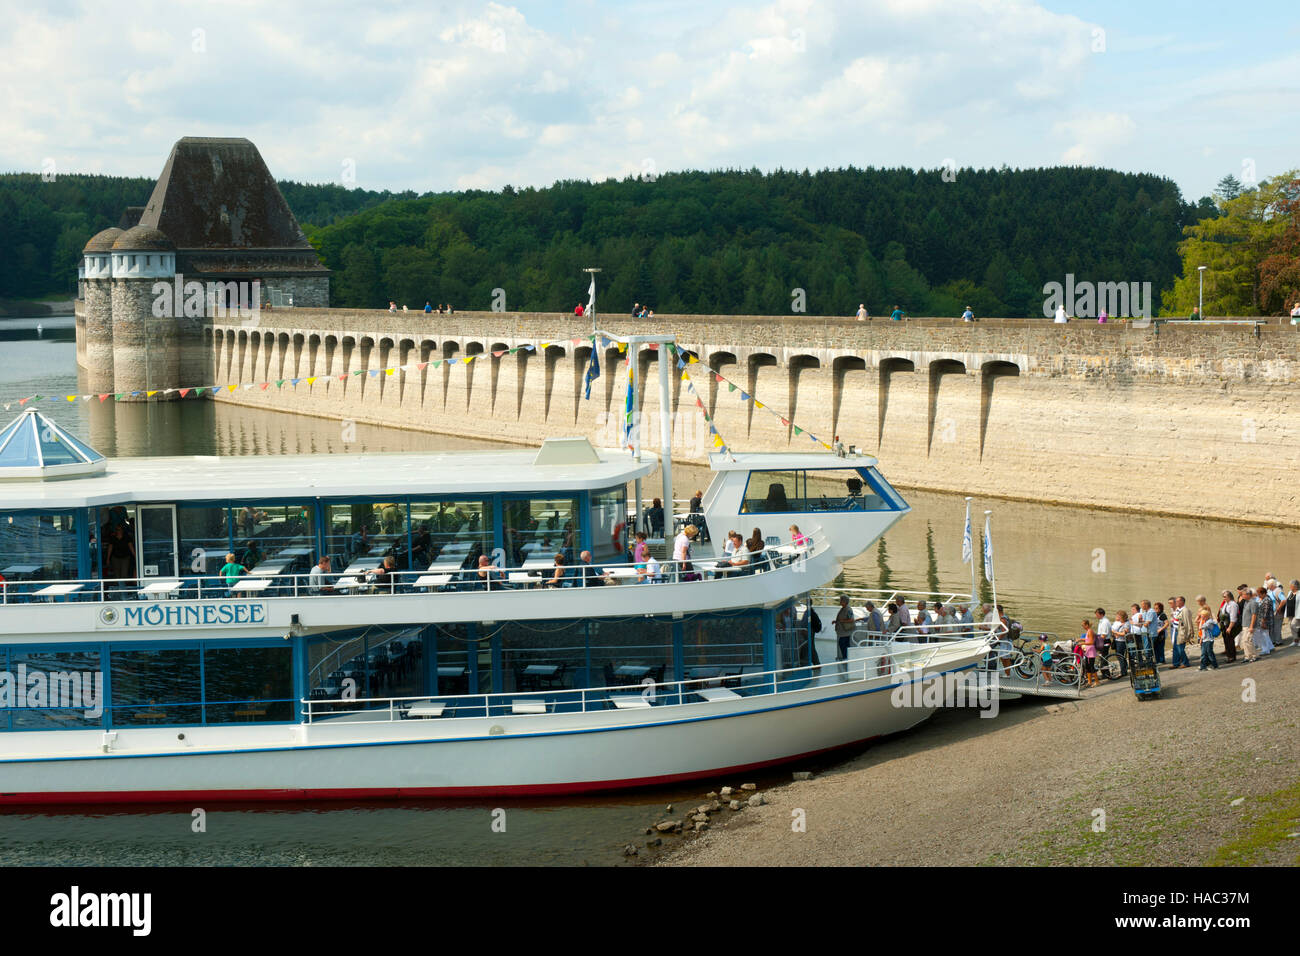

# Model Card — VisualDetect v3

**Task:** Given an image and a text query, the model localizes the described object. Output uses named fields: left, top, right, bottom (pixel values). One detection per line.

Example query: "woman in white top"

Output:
left=672, top=524, right=697, bottom=580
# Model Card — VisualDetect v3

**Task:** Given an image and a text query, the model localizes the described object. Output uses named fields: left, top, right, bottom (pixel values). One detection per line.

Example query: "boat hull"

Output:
left=0, top=648, right=984, bottom=805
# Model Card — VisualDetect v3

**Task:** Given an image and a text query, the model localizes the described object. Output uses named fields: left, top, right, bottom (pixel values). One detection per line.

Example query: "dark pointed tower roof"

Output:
left=136, top=137, right=314, bottom=250
left=0, top=408, right=106, bottom=480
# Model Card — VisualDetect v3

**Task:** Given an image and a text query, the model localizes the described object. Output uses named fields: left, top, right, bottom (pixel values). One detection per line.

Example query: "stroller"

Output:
left=1124, top=637, right=1161, bottom=700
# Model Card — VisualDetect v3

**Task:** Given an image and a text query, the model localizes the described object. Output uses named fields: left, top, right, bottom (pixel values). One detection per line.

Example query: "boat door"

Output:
left=136, top=504, right=179, bottom=578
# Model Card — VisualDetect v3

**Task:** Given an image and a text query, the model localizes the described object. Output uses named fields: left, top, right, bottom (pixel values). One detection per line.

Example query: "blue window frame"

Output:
left=740, top=467, right=905, bottom=513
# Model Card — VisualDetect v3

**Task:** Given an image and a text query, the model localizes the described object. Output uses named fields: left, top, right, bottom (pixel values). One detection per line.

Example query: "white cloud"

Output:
left=0, top=0, right=1292, bottom=201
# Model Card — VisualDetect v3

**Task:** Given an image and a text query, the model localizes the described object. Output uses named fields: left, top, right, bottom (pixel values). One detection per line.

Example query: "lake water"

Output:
left=1, top=316, right=1290, bottom=864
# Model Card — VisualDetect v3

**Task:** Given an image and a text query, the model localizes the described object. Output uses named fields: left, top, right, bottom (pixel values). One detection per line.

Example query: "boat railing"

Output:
left=0, top=527, right=828, bottom=607
left=299, top=629, right=994, bottom=725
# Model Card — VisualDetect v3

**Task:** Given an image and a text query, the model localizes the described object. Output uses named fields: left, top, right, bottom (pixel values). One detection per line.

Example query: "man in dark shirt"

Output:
left=577, top=550, right=611, bottom=586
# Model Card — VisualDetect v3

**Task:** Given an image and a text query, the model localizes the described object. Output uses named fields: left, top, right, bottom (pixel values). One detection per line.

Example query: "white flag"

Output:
left=961, top=501, right=972, bottom=565
left=586, top=276, right=596, bottom=315
left=983, top=514, right=994, bottom=583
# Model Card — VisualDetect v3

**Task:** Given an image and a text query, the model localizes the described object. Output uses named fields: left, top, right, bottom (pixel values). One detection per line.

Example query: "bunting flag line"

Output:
left=666, top=343, right=833, bottom=451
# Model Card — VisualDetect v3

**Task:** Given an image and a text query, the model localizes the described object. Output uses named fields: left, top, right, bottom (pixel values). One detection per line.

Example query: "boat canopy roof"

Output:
left=707, top=450, right=879, bottom=471
left=0, top=438, right=657, bottom=510
left=0, top=408, right=107, bottom=481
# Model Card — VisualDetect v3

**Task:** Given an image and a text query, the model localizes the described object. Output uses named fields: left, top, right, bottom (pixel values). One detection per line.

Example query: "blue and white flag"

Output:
left=961, top=501, right=973, bottom=565
left=983, top=514, right=994, bottom=583
left=583, top=345, right=600, bottom=400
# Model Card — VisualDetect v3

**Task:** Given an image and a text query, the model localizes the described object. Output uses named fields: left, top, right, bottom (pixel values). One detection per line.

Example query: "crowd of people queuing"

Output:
left=1075, top=576, right=1299, bottom=686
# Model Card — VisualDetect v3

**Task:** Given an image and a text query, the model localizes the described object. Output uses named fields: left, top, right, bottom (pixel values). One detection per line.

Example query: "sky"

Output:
left=2, top=0, right=1296, bottom=202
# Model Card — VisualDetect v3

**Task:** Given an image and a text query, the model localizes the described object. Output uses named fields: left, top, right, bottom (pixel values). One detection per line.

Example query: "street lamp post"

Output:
left=1198, top=265, right=1207, bottom=319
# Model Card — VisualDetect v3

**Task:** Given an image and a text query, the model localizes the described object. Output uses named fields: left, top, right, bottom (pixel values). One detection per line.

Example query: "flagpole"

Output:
left=965, top=497, right=976, bottom=610
left=984, top=509, right=998, bottom=614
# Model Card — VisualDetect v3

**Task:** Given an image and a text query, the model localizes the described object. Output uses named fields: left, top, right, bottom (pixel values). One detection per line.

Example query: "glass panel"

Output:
left=324, top=502, right=383, bottom=571
left=8, top=648, right=104, bottom=730
left=137, top=506, right=176, bottom=578
left=409, top=500, right=493, bottom=571
left=98, top=507, right=137, bottom=583
left=501, top=497, right=578, bottom=568
left=588, top=617, right=672, bottom=689
left=230, top=503, right=316, bottom=574
left=497, top=620, right=586, bottom=691
left=681, top=614, right=763, bottom=674
left=109, top=648, right=202, bottom=726
left=0, top=418, right=38, bottom=467
left=432, top=624, right=471, bottom=695
left=202, top=646, right=293, bottom=723
left=178, top=505, right=230, bottom=577
left=741, top=469, right=892, bottom=513
left=589, top=486, right=627, bottom=563
left=0, top=511, right=79, bottom=581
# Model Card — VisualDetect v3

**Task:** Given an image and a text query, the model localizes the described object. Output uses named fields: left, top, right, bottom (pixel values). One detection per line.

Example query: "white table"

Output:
left=407, top=701, right=446, bottom=718
left=696, top=687, right=741, bottom=702
left=413, top=574, right=452, bottom=589
left=343, top=558, right=382, bottom=574
left=508, top=571, right=539, bottom=585
left=609, top=695, right=652, bottom=710
left=34, top=583, right=85, bottom=601
left=276, top=547, right=313, bottom=558
left=138, top=580, right=183, bottom=598
left=607, top=567, right=638, bottom=583
left=333, top=576, right=367, bottom=593
left=522, top=557, right=555, bottom=571
left=426, top=558, right=466, bottom=572
left=250, top=560, right=290, bottom=577
left=511, top=699, right=548, bottom=715
left=1, top=564, right=42, bottom=577
left=230, top=578, right=272, bottom=593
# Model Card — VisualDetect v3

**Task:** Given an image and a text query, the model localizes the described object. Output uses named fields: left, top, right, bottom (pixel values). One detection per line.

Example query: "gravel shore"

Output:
left=662, top=642, right=1300, bottom=867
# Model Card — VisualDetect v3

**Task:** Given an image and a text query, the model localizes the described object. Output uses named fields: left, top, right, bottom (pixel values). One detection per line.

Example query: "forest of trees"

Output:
left=3, top=163, right=1266, bottom=317
left=0, top=173, right=397, bottom=300
left=310, top=167, right=1214, bottom=317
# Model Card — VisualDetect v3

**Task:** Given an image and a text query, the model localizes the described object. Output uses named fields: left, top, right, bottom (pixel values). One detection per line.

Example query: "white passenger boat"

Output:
left=0, top=336, right=996, bottom=804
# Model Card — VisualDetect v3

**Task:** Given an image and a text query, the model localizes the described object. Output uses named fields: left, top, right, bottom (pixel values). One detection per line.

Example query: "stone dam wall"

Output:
left=74, top=306, right=1300, bottom=526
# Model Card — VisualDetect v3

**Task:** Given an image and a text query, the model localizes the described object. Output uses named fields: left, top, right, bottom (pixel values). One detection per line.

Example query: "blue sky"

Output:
left=1, top=0, right=1295, bottom=201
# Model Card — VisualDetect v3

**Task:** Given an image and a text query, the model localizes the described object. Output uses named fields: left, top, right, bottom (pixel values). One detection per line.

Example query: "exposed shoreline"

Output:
left=659, top=642, right=1300, bottom=867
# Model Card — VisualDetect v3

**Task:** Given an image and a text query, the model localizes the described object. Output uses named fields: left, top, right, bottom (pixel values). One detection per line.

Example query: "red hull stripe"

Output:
left=0, top=735, right=880, bottom=807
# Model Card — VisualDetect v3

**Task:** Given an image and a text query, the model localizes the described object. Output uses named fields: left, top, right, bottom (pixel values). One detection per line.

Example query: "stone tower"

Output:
left=81, top=227, right=123, bottom=393
left=109, top=225, right=178, bottom=400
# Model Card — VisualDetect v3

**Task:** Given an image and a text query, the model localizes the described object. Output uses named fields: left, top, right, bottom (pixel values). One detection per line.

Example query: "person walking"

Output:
left=1286, top=579, right=1300, bottom=646
left=1152, top=601, right=1169, bottom=663
left=1171, top=596, right=1193, bottom=668
left=1240, top=587, right=1261, bottom=663
left=834, top=595, right=856, bottom=662
left=1218, top=590, right=1239, bottom=664
left=1197, top=608, right=1220, bottom=671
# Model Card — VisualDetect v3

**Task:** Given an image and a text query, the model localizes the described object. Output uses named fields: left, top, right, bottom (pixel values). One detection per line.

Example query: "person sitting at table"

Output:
left=219, top=552, right=248, bottom=588
left=309, top=555, right=335, bottom=595
left=722, top=530, right=739, bottom=560
left=542, top=552, right=568, bottom=588
left=746, top=529, right=768, bottom=572
left=577, top=550, right=612, bottom=587
left=474, top=554, right=503, bottom=590
left=365, top=555, right=400, bottom=592
left=240, top=539, right=263, bottom=570
left=727, top=532, right=751, bottom=572
left=637, top=553, right=663, bottom=584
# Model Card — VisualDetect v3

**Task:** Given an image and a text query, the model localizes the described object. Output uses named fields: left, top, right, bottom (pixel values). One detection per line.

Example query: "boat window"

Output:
left=0, top=510, right=79, bottom=582
left=307, top=627, right=427, bottom=703
left=497, top=620, right=586, bottom=693
left=108, top=648, right=202, bottom=727
left=178, top=505, right=230, bottom=576
left=501, top=497, right=578, bottom=567
left=589, top=485, right=627, bottom=563
left=202, top=646, right=293, bottom=724
left=4, top=648, right=102, bottom=730
left=230, top=503, right=316, bottom=573
left=409, top=500, right=493, bottom=570
left=588, top=617, right=673, bottom=689
left=682, top=614, right=763, bottom=674
left=740, top=468, right=895, bottom=513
